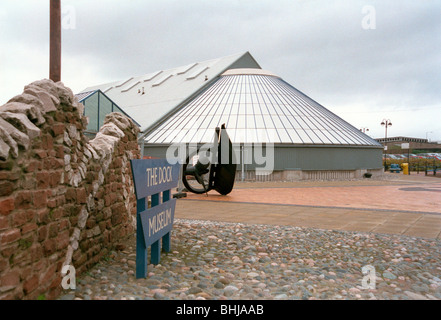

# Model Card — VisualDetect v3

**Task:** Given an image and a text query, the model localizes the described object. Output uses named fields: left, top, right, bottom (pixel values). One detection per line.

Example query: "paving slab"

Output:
left=175, top=173, right=441, bottom=239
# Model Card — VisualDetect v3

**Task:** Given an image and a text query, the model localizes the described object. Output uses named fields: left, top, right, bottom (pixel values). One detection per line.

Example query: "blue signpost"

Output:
left=130, top=159, right=180, bottom=279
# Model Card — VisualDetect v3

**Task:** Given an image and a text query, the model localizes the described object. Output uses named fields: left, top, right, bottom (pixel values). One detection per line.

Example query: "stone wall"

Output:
left=0, top=79, right=140, bottom=300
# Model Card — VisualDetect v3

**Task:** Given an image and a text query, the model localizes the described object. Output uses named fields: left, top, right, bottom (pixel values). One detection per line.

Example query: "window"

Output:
left=83, top=93, right=98, bottom=131
left=99, top=93, right=112, bottom=128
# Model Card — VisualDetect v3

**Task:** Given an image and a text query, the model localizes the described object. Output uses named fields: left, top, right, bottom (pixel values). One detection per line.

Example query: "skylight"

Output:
left=176, top=63, right=198, bottom=75
left=186, top=66, right=209, bottom=80
left=152, top=73, right=174, bottom=87
left=121, top=80, right=140, bottom=93
left=142, top=71, right=163, bottom=82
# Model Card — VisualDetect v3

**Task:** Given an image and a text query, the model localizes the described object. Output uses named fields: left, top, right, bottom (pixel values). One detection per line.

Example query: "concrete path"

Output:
left=175, top=173, right=441, bottom=239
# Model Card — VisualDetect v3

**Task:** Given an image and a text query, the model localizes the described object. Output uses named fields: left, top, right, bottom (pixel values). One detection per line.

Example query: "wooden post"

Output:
left=50, top=0, right=61, bottom=82
left=162, top=190, right=171, bottom=253
left=135, top=198, right=147, bottom=279
left=150, top=193, right=160, bottom=265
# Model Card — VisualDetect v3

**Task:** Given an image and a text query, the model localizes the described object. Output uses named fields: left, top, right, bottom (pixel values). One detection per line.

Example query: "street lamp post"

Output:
left=381, top=119, right=392, bottom=170
left=426, top=131, right=433, bottom=142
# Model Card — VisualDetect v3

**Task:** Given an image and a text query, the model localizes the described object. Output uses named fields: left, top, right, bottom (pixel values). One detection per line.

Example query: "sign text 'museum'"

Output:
left=148, top=208, right=172, bottom=238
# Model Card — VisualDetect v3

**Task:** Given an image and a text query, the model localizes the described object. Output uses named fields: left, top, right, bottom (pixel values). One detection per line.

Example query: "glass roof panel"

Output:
left=234, top=129, right=246, bottom=143
left=265, top=129, right=281, bottom=143
left=246, top=115, right=256, bottom=128
left=254, top=113, right=265, bottom=128
left=276, top=129, right=293, bottom=143
left=245, top=103, right=255, bottom=115
left=256, top=128, right=270, bottom=143
left=262, top=115, right=275, bottom=128
left=173, top=130, right=189, bottom=143
left=227, top=113, right=238, bottom=129
left=246, top=129, right=258, bottom=144
left=271, top=114, right=285, bottom=129
left=283, top=128, right=300, bottom=143
left=144, top=73, right=381, bottom=146
left=236, top=115, right=246, bottom=128
left=296, top=129, right=314, bottom=144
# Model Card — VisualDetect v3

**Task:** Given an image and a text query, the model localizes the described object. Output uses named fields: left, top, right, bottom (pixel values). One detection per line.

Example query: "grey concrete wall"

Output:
left=272, top=145, right=383, bottom=171
left=143, top=144, right=383, bottom=171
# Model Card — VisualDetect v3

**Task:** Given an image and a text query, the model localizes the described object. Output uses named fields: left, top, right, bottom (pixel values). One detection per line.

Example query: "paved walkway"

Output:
left=61, top=173, right=441, bottom=301
left=175, top=173, right=441, bottom=239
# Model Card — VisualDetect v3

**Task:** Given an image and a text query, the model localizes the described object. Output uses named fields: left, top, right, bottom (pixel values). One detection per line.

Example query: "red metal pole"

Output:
left=50, top=0, right=61, bottom=82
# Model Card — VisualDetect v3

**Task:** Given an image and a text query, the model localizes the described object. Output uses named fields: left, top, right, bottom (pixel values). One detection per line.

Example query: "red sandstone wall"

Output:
left=0, top=79, right=140, bottom=300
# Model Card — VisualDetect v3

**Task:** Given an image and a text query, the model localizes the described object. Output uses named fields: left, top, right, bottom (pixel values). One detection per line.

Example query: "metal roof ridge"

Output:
left=221, top=68, right=279, bottom=77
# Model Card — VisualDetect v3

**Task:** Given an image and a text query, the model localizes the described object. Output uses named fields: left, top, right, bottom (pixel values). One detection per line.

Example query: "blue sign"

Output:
left=130, top=159, right=180, bottom=279
left=131, top=159, right=180, bottom=199
left=138, top=199, right=176, bottom=248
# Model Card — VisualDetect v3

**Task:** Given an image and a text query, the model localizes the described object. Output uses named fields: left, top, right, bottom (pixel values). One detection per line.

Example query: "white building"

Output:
left=80, top=52, right=383, bottom=180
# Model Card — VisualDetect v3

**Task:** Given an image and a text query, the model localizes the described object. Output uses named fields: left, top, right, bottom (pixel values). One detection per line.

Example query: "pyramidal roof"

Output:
left=145, top=68, right=381, bottom=146
left=80, top=52, right=261, bottom=132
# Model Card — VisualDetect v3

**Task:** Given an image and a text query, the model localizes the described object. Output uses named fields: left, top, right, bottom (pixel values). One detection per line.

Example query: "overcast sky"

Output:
left=1, top=0, right=440, bottom=141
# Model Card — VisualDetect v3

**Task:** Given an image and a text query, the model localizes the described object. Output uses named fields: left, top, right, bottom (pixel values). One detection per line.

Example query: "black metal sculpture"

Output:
left=182, top=124, right=236, bottom=195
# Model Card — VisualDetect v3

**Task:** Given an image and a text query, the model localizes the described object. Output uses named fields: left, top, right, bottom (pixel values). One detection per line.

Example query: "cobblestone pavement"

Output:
left=60, top=219, right=441, bottom=300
